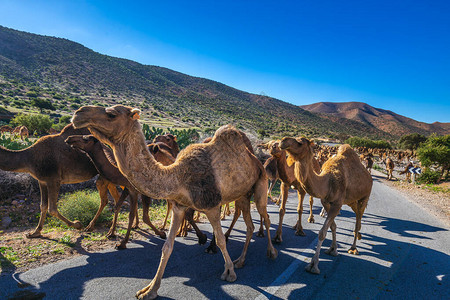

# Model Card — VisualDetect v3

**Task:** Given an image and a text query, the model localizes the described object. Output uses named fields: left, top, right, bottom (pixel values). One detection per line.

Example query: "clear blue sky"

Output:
left=1, top=0, right=449, bottom=123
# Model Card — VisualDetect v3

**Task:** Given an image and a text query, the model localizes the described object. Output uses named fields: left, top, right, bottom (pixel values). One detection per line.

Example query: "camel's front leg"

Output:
left=307, top=196, right=315, bottom=223
left=274, top=182, right=289, bottom=243
left=204, top=208, right=237, bottom=282
left=292, top=188, right=306, bottom=236
left=232, top=198, right=254, bottom=269
left=136, top=204, right=185, bottom=300
left=46, top=181, right=83, bottom=230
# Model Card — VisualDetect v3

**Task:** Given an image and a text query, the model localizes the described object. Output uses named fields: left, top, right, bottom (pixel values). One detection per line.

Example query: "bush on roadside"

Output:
left=47, top=190, right=112, bottom=228
left=416, top=169, right=441, bottom=184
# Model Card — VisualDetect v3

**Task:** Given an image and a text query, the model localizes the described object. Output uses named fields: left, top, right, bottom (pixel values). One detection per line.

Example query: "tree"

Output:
left=11, top=113, right=53, bottom=135
left=417, top=135, right=450, bottom=183
left=31, top=98, right=55, bottom=112
left=399, top=133, right=427, bottom=152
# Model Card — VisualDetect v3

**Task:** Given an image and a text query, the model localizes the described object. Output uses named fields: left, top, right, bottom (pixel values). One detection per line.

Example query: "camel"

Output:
left=384, top=157, right=395, bottom=180
left=0, top=125, right=13, bottom=135
left=259, top=140, right=320, bottom=243
left=0, top=123, right=121, bottom=237
left=399, top=161, right=414, bottom=182
left=12, top=125, right=29, bottom=140
left=363, top=153, right=374, bottom=174
left=72, top=105, right=277, bottom=300
left=262, top=155, right=279, bottom=204
left=279, top=137, right=372, bottom=275
left=65, top=135, right=167, bottom=249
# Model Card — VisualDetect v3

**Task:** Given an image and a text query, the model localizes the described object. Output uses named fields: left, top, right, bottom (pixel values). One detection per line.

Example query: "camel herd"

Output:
left=0, top=104, right=380, bottom=300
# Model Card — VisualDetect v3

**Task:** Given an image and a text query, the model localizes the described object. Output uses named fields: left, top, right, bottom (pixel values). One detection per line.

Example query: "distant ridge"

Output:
left=300, top=102, right=450, bottom=137
left=0, top=25, right=446, bottom=140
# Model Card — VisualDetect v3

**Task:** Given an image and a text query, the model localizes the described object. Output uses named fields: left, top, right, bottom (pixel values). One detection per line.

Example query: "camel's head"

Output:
left=279, top=137, right=315, bottom=160
left=153, top=134, right=178, bottom=150
left=65, top=135, right=99, bottom=152
left=257, top=140, right=283, bottom=157
left=72, top=105, right=141, bottom=145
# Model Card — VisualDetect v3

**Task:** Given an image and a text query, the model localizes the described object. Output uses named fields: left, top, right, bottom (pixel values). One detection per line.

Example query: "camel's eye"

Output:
left=107, top=113, right=116, bottom=119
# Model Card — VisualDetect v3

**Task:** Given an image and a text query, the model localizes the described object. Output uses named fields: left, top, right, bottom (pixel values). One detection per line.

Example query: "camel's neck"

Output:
left=276, top=152, right=295, bottom=183
left=0, top=146, right=30, bottom=173
left=294, top=153, right=329, bottom=199
left=110, top=127, right=180, bottom=199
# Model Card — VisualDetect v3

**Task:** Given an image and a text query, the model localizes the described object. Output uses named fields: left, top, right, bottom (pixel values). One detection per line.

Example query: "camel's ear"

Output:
left=173, top=136, right=177, bottom=141
left=131, top=108, right=141, bottom=120
left=286, top=154, right=295, bottom=167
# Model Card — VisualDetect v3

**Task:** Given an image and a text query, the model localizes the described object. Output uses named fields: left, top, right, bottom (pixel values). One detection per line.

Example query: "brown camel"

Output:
left=72, top=105, right=277, bottom=300
left=12, top=125, right=29, bottom=140
left=0, top=125, right=13, bottom=134
left=65, top=135, right=167, bottom=249
left=262, top=155, right=279, bottom=204
left=0, top=123, right=121, bottom=237
left=364, top=153, right=374, bottom=174
left=279, top=137, right=372, bottom=275
left=384, top=157, right=395, bottom=180
left=259, top=140, right=320, bottom=243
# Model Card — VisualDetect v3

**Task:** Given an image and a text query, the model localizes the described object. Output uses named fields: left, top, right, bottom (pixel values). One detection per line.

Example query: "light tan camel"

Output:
left=279, top=137, right=372, bottom=274
left=72, top=105, right=277, bottom=300
left=384, top=157, right=395, bottom=180
left=0, top=123, right=121, bottom=237
left=259, top=140, right=320, bottom=243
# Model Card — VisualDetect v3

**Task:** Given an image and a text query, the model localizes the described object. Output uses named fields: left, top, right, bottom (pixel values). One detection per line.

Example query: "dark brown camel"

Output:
left=0, top=123, right=120, bottom=238
left=65, top=135, right=167, bottom=249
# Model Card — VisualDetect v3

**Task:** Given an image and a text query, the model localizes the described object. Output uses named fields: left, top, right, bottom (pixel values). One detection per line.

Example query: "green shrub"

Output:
left=48, top=190, right=112, bottom=228
left=416, top=169, right=441, bottom=184
left=10, top=113, right=53, bottom=135
left=0, top=135, right=33, bottom=150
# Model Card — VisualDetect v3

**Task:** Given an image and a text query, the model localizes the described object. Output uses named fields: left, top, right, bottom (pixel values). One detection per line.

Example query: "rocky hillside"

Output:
left=0, top=25, right=438, bottom=140
left=300, top=102, right=450, bottom=137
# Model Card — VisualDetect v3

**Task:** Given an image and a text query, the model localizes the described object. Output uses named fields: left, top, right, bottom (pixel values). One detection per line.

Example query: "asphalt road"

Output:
left=1, top=172, right=449, bottom=299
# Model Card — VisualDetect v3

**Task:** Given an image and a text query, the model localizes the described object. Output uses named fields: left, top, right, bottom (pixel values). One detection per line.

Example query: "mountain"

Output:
left=300, top=102, right=450, bottom=137
left=0, top=25, right=443, bottom=140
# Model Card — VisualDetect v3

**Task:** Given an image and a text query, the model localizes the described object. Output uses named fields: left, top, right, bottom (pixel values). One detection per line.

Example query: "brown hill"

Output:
left=300, top=102, right=450, bottom=137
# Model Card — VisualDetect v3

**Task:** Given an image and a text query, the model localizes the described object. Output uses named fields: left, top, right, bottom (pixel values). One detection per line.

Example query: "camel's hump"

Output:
left=337, top=144, right=359, bottom=158
left=212, top=125, right=243, bottom=143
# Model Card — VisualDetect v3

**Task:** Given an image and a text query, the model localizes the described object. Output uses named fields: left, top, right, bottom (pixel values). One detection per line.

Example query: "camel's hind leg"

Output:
left=184, top=208, right=207, bottom=245
left=136, top=204, right=186, bottom=300
left=204, top=207, right=237, bottom=282
left=206, top=204, right=241, bottom=254
left=27, top=181, right=49, bottom=238
left=233, top=197, right=255, bottom=268
left=305, top=201, right=341, bottom=275
left=348, top=196, right=369, bottom=255
left=274, top=182, right=289, bottom=243
left=292, top=188, right=307, bottom=236
left=254, top=176, right=278, bottom=259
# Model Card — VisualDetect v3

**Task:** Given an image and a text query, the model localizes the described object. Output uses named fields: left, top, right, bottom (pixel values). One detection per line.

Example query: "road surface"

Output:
left=1, top=173, right=449, bottom=299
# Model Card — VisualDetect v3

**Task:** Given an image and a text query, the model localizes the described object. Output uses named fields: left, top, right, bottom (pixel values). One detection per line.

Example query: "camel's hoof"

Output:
left=256, top=230, right=265, bottom=238
left=158, top=232, right=167, bottom=239
left=308, top=217, right=315, bottom=223
left=220, top=269, right=237, bottom=282
left=84, top=225, right=94, bottom=232
left=233, top=259, right=245, bottom=269
left=267, top=247, right=278, bottom=260
left=305, top=262, right=320, bottom=274
left=348, top=248, right=359, bottom=255
left=136, top=289, right=157, bottom=300
left=115, top=243, right=127, bottom=250
left=198, top=234, right=207, bottom=245
left=325, top=247, right=338, bottom=257
left=73, top=221, right=83, bottom=230
left=26, top=232, right=42, bottom=239
left=272, top=235, right=282, bottom=244
left=106, top=233, right=116, bottom=239
left=295, top=230, right=306, bottom=236
left=205, top=245, right=218, bottom=254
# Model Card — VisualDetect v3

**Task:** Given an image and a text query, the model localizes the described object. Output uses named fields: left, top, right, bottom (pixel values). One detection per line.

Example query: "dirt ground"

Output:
left=1, top=174, right=448, bottom=275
